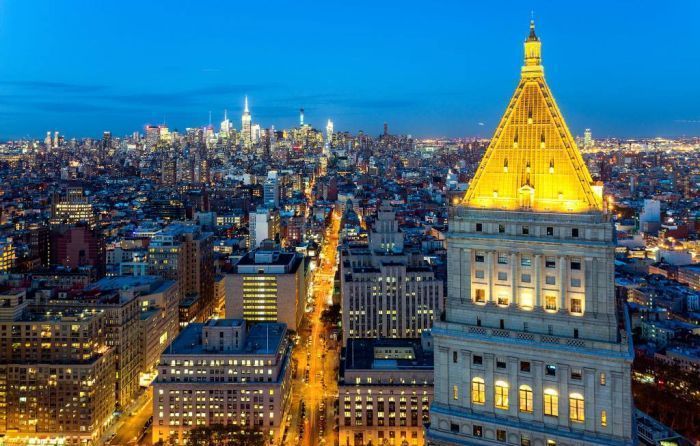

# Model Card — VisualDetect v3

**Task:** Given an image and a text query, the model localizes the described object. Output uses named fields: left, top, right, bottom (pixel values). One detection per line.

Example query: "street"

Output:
left=284, top=208, right=341, bottom=446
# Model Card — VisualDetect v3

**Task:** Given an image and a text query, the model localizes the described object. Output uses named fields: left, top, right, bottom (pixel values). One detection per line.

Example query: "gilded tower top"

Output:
left=461, top=22, right=603, bottom=213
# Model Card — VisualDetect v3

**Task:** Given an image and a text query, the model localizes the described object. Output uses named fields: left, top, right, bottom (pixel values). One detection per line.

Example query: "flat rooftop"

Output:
left=166, top=321, right=286, bottom=356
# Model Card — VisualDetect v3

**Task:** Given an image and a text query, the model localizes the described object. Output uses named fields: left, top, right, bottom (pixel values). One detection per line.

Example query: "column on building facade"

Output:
left=559, top=256, right=568, bottom=312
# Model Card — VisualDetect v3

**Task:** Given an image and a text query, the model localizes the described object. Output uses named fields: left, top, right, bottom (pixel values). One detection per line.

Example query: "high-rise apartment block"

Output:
left=341, top=203, right=444, bottom=345
left=427, top=22, right=634, bottom=446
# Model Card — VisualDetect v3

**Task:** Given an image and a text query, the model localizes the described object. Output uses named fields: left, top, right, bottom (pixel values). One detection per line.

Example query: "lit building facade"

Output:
left=225, top=241, right=306, bottom=331
left=241, top=96, right=252, bottom=148
left=339, top=337, right=434, bottom=446
left=50, top=187, right=96, bottom=227
left=0, top=292, right=115, bottom=445
left=427, top=23, right=635, bottom=446
left=341, top=203, right=444, bottom=345
left=152, top=319, right=293, bottom=445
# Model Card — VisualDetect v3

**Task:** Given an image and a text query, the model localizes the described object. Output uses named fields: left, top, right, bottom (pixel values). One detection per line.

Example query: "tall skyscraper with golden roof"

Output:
left=427, top=22, right=635, bottom=446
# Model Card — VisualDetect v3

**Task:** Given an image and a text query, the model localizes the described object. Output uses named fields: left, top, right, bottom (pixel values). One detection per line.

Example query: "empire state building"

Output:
left=427, top=22, right=635, bottom=446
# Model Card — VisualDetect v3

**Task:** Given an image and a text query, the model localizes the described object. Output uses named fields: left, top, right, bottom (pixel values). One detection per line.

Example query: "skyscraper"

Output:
left=326, top=119, right=334, bottom=144
left=427, top=22, right=634, bottom=446
left=241, top=96, right=252, bottom=148
left=300, top=107, right=305, bottom=127
left=584, top=128, right=593, bottom=150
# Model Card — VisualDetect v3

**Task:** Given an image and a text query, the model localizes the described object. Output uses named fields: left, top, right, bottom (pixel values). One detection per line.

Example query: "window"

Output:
left=601, top=410, right=608, bottom=427
left=473, top=425, right=483, bottom=437
left=519, top=385, right=533, bottom=413
left=471, top=378, right=485, bottom=404
left=475, top=252, right=485, bottom=263
left=521, top=274, right=531, bottom=283
left=474, top=289, right=486, bottom=304
left=475, top=270, right=485, bottom=279
left=600, top=373, right=607, bottom=386
left=473, top=355, right=483, bottom=366
left=572, top=228, right=579, bottom=238
left=450, top=423, right=459, bottom=433
left=521, top=256, right=532, bottom=267
left=499, top=224, right=505, bottom=233
left=496, top=359, right=507, bottom=369
left=571, top=278, right=581, bottom=288
left=522, top=226, right=529, bottom=235
left=520, top=361, right=531, bottom=373
left=543, top=389, right=559, bottom=417
left=545, top=364, right=556, bottom=376
left=547, top=440, right=556, bottom=446
left=521, top=435, right=531, bottom=446
left=571, top=298, right=583, bottom=314
left=498, top=253, right=509, bottom=264
left=569, top=393, right=585, bottom=422
left=571, top=259, right=581, bottom=270
left=497, top=295, right=509, bottom=306
left=545, top=275, right=556, bottom=285
left=453, top=351, right=458, bottom=363
left=546, top=226, right=554, bottom=236
left=452, top=385, right=459, bottom=400
left=476, top=223, right=483, bottom=232
left=574, top=328, right=579, bottom=339
left=571, top=368, right=582, bottom=380
left=545, top=257, right=556, bottom=268
left=497, top=429, right=507, bottom=442
left=495, top=381, right=509, bottom=410
left=545, top=295, right=557, bottom=311
left=498, top=272, right=508, bottom=281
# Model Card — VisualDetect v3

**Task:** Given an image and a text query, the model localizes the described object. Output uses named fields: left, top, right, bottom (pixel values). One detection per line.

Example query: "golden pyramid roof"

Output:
left=462, top=21, right=603, bottom=213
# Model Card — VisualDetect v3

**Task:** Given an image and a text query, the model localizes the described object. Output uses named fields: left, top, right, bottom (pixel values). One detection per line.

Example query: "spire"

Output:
left=224, top=109, right=228, bottom=120
left=523, top=19, right=543, bottom=75
left=244, top=96, right=249, bottom=113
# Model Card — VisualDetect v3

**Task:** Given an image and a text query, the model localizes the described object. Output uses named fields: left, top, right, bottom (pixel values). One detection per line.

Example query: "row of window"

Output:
left=476, top=253, right=582, bottom=271
left=475, top=223, right=581, bottom=238
left=451, top=380, right=605, bottom=425
left=473, top=289, right=583, bottom=313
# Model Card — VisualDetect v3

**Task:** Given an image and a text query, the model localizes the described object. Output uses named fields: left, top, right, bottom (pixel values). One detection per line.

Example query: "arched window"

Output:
left=519, top=385, right=533, bottom=413
left=543, top=388, right=559, bottom=417
left=569, top=393, right=585, bottom=422
left=494, top=380, right=509, bottom=410
left=471, top=377, right=485, bottom=404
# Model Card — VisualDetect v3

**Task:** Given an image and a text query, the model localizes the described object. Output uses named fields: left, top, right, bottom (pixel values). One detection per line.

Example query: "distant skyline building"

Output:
left=584, top=128, right=593, bottom=149
left=241, top=96, right=252, bottom=148
left=300, top=107, right=305, bottom=127
left=427, top=22, right=634, bottom=446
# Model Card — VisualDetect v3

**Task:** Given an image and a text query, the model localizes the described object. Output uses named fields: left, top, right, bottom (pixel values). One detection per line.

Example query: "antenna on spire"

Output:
left=208, top=111, right=212, bottom=126
left=244, top=95, right=249, bottom=113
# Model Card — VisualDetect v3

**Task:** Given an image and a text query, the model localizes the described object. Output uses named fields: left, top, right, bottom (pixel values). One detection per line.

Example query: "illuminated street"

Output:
left=106, top=388, right=153, bottom=445
left=284, top=208, right=341, bottom=446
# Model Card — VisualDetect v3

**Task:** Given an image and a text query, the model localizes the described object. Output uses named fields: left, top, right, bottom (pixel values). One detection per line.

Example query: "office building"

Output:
left=264, top=170, right=280, bottom=208
left=427, top=22, right=634, bottom=446
left=225, top=241, right=306, bottom=331
left=152, top=320, right=293, bottom=445
left=0, top=238, right=16, bottom=273
left=341, top=203, right=444, bottom=345
left=241, top=96, right=252, bottom=148
left=0, top=290, right=115, bottom=445
left=339, top=336, right=434, bottom=446
left=50, top=187, right=96, bottom=227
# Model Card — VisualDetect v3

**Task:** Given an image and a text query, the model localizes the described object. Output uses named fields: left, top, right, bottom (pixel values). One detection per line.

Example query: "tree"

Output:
left=185, top=424, right=265, bottom=446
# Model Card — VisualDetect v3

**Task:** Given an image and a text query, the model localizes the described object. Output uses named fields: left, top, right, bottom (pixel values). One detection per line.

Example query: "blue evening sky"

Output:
left=0, top=1, right=698, bottom=139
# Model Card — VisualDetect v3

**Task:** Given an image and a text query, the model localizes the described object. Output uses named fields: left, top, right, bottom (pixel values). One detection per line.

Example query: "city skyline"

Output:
left=1, top=1, right=699, bottom=139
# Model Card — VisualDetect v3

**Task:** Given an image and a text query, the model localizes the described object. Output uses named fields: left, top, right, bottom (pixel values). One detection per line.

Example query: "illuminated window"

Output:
left=494, top=381, right=509, bottom=410
left=474, top=289, right=486, bottom=304
left=471, top=378, right=485, bottom=404
left=569, top=393, right=585, bottom=422
left=600, top=373, right=606, bottom=386
left=571, top=298, right=583, bottom=314
left=543, top=389, right=559, bottom=417
left=601, top=410, right=607, bottom=427
left=497, top=295, right=509, bottom=307
left=545, top=295, right=557, bottom=311
left=452, top=385, right=459, bottom=400
left=518, top=385, right=533, bottom=413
